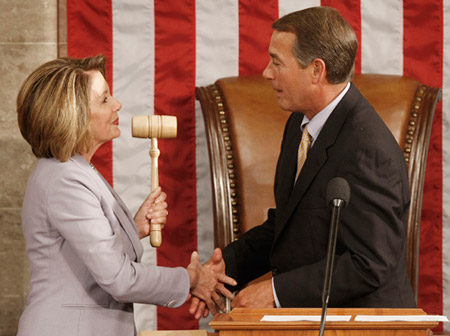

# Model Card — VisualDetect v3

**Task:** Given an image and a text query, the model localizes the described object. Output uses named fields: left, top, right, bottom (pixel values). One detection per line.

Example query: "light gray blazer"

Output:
left=17, top=155, right=189, bottom=336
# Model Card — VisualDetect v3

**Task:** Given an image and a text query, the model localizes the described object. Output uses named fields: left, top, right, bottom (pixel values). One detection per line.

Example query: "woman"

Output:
left=16, top=55, right=235, bottom=336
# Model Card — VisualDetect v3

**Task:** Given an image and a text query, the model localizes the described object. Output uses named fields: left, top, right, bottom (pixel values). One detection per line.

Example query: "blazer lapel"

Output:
left=273, top=84, right=358, bottom=242
left=72, top=155, right=144, bottom=261
left=97, top=173, right=144, bottom=261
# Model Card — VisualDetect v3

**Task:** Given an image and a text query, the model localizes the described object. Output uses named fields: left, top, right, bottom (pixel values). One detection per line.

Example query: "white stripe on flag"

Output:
left=111, top=0, right=157, bottom=332
left=360, top=0, right=403, bottom=75
left=278, top=0, right=321, bottom=17
left=195, top=0, right=239, bottom=330
left=442, top=0, right=450, bottom=330
left=195, top=0, right=239, bottom=86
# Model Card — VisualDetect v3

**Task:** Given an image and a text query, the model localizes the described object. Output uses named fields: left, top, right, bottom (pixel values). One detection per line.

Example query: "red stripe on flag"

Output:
left=320, top=0, right=362, bottom=74
left=403, top=0, right=444, bottom=329
left=67, top=0, right=114, bottom=186
left=154, top=0, right=198, bottom=330
left=239, top=0, right=278, bottom=75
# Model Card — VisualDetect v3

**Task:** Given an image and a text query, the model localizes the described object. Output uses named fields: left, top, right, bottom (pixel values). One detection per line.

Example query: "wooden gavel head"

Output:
left=131, top=115, right=177, bottom=139
left=131, top=115, right=177, bottom=248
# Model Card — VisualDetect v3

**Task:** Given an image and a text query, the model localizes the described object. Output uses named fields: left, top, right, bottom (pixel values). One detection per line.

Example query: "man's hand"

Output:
left=231, top=279, right=275, bottom=308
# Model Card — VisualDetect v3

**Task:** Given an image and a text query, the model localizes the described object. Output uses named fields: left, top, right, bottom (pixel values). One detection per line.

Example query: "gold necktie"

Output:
left=295, top=123, right=311, bottom=181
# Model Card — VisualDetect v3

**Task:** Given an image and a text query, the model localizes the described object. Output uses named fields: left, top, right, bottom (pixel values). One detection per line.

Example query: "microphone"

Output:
left=318, top=177, right=350, bottom=336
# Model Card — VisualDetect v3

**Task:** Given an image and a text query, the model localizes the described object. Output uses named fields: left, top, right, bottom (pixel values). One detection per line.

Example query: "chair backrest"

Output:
left=195, top=74, right=441, bottom=301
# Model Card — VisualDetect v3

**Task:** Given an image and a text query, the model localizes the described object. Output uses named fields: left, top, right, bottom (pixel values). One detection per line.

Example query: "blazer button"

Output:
left=272, top=268, right=278, bottom=275
left=167, top=300, right=176, bottom=308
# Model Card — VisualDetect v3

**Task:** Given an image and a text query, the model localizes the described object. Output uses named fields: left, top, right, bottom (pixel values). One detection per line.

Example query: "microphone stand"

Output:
left=318, top=198, right=344, bottom=336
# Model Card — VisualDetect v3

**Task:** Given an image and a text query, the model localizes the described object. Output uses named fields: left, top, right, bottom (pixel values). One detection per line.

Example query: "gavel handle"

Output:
left=150, top=138, right=162, bottom=247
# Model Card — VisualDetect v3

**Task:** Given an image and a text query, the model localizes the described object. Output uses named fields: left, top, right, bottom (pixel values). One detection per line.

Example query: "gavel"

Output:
left=131, top=115, right=177, bottom=247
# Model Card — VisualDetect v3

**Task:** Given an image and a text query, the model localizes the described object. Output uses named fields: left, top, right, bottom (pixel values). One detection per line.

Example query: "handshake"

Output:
left=186, top=248, right=235, bottom=319
left=140, top=187, right=274, bottom=316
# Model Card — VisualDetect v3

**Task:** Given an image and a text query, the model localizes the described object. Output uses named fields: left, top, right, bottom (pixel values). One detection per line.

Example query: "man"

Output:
left=191, top=6, right=416, bottom=318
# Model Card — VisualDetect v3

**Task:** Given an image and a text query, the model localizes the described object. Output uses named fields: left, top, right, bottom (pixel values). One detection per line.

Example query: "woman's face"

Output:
left=88, top=70, right=122, bottom=148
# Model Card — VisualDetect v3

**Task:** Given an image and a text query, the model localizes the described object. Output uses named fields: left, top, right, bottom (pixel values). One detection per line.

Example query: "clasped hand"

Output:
left=134, top=188, right=237, bottom=314
left=186, top=251, right=236, bottom=316
left=189, top=248, right=275, bottom=319
left=189, top=248, right=232, bottom=319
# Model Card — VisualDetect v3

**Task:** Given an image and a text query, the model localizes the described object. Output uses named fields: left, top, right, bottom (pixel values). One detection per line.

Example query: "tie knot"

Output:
left=301, top=124, right=311, bottom=147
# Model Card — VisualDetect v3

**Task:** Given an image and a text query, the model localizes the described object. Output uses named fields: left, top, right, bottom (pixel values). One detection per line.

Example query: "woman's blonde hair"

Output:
left=17, top=55, right=106, bottom=162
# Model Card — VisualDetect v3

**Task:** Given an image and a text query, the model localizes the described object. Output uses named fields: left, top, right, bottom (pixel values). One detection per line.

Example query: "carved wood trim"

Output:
left=405, top=84, right=441, bottom=300
left=196, top=85, right=239, bottom=249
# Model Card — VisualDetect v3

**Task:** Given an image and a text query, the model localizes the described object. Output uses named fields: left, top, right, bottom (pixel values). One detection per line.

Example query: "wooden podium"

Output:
left=210, top=308, right=439, bottom=336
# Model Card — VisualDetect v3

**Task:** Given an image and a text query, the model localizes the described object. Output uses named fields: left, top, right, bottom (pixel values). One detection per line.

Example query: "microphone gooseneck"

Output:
left=319, top=177, right=351, bottom=336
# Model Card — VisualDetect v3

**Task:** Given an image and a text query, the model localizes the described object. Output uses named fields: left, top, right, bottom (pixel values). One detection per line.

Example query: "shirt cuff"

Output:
left=272, top=277, right=281, bottom=308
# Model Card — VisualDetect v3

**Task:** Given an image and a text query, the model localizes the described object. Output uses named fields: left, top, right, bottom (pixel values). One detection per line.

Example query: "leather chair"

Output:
left=195, top=74, right=441, bottom=301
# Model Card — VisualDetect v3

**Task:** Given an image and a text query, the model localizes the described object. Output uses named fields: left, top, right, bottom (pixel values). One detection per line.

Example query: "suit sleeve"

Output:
left=46, top=169, right=190, bottom=307
left=274, top=144, right=410, bottom=307
left=222, top=209, right=275, bottom=290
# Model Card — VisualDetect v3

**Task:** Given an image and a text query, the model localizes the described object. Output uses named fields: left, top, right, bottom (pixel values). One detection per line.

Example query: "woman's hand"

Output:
left=189, top=248, right=229, bottom=319
left=186, top=251, right=236, bottom=316
left=134, top=187, right=168, bottom=239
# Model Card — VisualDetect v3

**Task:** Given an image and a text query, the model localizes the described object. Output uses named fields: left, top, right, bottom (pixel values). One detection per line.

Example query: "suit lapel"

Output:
left=275, top=113, right=303, bottom=207
left=274, top=84, right=358, bottom=242
left=274, top=136, right=329, bottom=240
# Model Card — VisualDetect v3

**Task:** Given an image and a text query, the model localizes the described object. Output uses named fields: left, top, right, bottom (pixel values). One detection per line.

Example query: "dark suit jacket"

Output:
left=223, top=83, right=416, bottom=308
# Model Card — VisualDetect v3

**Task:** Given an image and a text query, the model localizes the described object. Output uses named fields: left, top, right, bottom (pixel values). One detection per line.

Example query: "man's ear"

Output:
left=311, top=58, right=327, bottom=84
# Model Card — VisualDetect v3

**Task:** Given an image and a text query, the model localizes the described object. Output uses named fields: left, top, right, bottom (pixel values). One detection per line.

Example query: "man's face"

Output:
left=262, top=30, right=313, bottom=114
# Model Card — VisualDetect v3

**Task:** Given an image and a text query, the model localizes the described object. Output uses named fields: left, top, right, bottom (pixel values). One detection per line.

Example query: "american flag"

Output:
left=67, top=0, right=449, bottom=332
